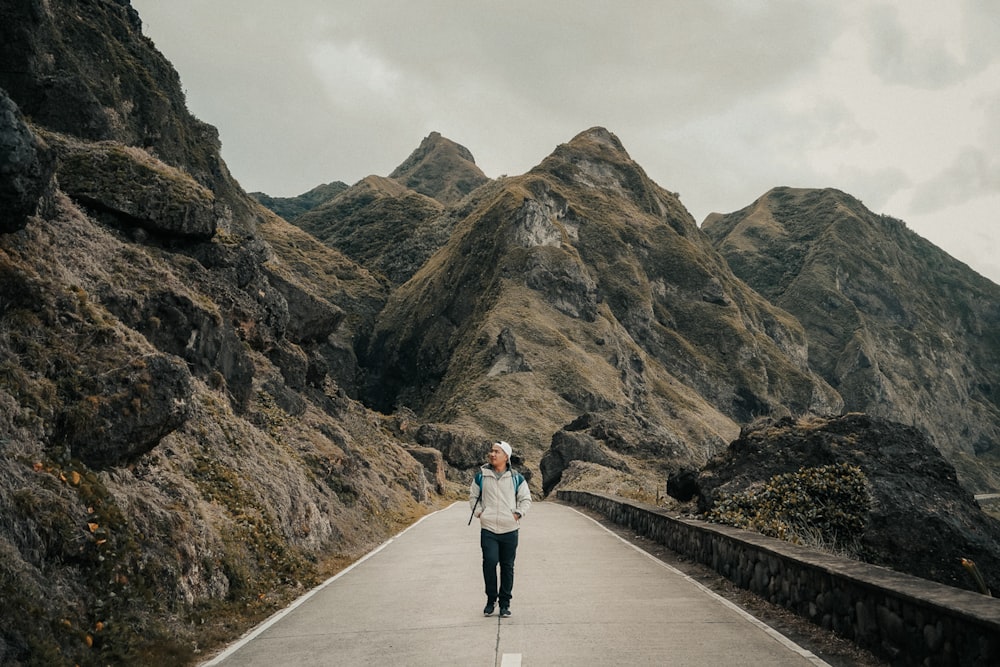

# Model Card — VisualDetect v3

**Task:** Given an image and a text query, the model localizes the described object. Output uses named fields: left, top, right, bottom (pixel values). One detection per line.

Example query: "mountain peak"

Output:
left=389, top=131, right=488, bottom=204
left=398, top=131, right=476, bottom=165
left=568, top=126, right=629, bottom=155
left=703, top=186, right=870, bottom=251
left=531, top=127, right=675, bottom=220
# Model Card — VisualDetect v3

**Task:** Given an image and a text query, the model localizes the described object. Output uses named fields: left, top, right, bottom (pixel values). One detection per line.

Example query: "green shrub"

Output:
left=707, top=462, right=870, bottom=553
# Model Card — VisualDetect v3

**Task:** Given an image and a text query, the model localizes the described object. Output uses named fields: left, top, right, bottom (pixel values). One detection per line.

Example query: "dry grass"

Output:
left=556, top=461, right=672, bottom=507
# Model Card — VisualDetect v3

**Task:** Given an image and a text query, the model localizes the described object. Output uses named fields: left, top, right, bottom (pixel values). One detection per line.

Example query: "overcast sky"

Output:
left=130, top=0, right=1000, bottom=285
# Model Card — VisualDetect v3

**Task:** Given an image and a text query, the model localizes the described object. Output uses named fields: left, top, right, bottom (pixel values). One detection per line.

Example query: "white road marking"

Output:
left=500, top=653, right=522, bottom=667
left=198, top=507, right=450, bottom=666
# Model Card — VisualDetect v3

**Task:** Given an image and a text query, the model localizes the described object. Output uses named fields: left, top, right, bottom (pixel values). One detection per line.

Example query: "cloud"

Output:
left=129, top=0, right=1000, bottom=284
left=905, top=197, right=1000, bottom=288
left=308, top=40, right=402, bottom=105
left=864, top=0, right=1000, bottom=88
left=910, top=147, right=1000, bottom=213
left=322, top=1, right=841, bottom=120
left=908, top=89, right=1000, bottom=214
left=135, top=0, right=847, bottom=192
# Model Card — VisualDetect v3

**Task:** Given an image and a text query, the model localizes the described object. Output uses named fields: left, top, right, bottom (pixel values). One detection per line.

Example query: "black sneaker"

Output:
left=499, top=607, right=511, bottom=618
left=483, top=602, right=495, bottom=616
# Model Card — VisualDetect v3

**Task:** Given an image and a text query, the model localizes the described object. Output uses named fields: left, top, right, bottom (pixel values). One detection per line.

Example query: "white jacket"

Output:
left=470, top=464, right=531, bottom=534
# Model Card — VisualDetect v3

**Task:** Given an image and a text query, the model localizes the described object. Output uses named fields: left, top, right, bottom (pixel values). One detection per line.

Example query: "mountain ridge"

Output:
left=363, top=127, right=843, bottom=488
left=703, top=186, right=1000, bottom=490
left=251, top=181, right=349, bottom=221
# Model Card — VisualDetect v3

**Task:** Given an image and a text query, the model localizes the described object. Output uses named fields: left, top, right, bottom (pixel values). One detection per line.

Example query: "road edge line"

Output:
left=563, top=504, right=831, bottom=667
left=199, top=501, right=461, bottom=665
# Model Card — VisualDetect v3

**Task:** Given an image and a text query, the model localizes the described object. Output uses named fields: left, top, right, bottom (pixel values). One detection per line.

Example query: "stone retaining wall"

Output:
left=557, top=490, right=1000, bottom=666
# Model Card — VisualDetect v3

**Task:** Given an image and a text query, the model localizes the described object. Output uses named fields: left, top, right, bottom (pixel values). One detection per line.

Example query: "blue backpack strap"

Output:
left=513, top=471, right=524, bottom=492
left=475, top=471, right=483, bottom=488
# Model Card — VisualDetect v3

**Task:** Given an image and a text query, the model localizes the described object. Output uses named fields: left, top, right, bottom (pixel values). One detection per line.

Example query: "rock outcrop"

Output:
left=540, top=427, right=629, bottom=495
left=0, top=88, right=55, bottom=231
left=689, top=413, right=1000, bottom=594
left=46, top=131, right=220, bottom=238
left=0, top=0, right=259, bottom=234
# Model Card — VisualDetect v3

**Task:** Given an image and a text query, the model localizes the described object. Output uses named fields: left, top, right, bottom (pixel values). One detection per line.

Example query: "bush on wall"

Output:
left=706, top=462, right=871, bottom=554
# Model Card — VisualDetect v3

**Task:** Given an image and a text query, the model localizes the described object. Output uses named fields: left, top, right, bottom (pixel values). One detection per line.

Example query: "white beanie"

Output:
left=496, top=441, right=512, bottom=458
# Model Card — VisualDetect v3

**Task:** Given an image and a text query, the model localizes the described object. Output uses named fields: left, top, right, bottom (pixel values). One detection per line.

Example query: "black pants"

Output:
left=481, top=528, right=518, bottom=606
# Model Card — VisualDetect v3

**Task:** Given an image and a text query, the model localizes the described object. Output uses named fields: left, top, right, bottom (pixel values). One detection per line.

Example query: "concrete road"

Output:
left=203, top=502, right=827, bottom=666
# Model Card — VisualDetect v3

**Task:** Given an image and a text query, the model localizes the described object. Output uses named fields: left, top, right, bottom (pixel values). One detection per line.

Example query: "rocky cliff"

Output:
left=0, top=2, right=441, bottom=664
